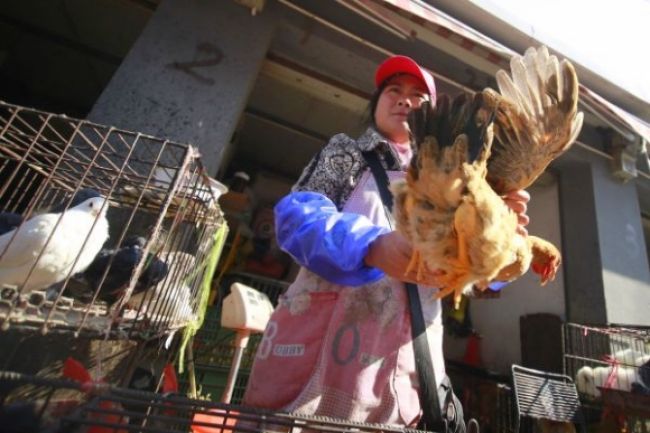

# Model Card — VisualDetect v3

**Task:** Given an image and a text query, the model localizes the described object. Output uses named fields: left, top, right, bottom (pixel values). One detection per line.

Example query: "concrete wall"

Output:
left=557, top=147, right=650, bottom=326
left=591, top=158, right=650, bottom=325
left=87, top=0, right=281, bottom=175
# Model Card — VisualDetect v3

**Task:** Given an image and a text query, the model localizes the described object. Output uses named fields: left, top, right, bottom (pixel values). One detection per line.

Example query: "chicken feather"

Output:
left=394, top=46, right=582, bottom=306
left=485, top=46, right=583, bottom=193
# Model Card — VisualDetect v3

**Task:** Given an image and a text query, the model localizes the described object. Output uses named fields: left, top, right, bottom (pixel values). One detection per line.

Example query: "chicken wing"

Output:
left=484, top=46, right=583, bottom=193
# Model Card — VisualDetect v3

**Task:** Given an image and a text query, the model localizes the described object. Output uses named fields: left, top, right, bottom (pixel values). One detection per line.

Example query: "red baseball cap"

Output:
left=374, top=55, right=436, bottom=103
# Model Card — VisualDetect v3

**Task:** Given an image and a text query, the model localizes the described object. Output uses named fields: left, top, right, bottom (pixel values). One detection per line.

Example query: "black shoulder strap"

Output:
left=361, top=150, right=394, bottom=215
left=406, top=281, right=446, bottom=432
left=361, top=150, right=445, bottom=432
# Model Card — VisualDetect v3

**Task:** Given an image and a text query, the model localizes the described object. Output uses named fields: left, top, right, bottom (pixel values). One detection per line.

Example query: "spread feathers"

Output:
left=0, top=196, right=109, bottom=292
left=395, top=46, right=581, bottom=306
left=484, top=46, right=583, bottom=193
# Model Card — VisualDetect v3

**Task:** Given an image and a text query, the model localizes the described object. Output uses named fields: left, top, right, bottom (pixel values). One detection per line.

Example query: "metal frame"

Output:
left=0, top=370, right=433, bottom=433
left=511, top=365, right=584, bottom=433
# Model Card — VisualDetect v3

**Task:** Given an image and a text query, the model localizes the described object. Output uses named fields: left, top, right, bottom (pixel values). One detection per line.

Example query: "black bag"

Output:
left=361, top=150, right=467, bottom=433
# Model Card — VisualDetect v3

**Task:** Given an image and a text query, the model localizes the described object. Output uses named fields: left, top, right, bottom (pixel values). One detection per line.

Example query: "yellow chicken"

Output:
left=392, top=46, right=583, bottom=307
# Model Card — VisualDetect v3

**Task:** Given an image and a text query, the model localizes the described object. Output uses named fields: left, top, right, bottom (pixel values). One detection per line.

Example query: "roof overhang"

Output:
left=352, top=0, right=650, bottom=146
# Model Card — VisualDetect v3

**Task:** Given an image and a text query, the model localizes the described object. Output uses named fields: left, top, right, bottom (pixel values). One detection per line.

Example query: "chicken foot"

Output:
left=435, top=229, right=473, bottom=308
left=405, top=249, right=431, bottom=281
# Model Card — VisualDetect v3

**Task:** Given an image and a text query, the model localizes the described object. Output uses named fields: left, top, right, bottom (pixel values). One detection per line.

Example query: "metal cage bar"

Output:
left=0, top=370, right=434, bottom=433
left=562, top=323, right=650, bottom=426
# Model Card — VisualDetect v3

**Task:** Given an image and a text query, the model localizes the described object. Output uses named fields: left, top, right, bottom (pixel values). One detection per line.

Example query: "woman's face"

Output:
left=374, top=74, right=429, bottom=143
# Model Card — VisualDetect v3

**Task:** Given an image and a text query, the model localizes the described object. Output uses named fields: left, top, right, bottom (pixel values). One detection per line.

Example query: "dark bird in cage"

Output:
left=81, top=236, right=169, bottom=305
left=638, top=355, right=650, bottom=387
left=0, top=402, right=42, bottom=433
left=0, top=196, right=109, bottom=293
left=128, top=365, right=157, bottom=392
left=631, top=381, right=650, bottom=396
left=121, top=364, right=181, bottom=428
left=0, top=212, right=23, bottom=236
left=126, top=251, right=195, bottom=322
left=0, top=189, right=101, bottom=237
left=0, top=401, right=67, bottom=433
left=123, top=365, right=158, bottom=427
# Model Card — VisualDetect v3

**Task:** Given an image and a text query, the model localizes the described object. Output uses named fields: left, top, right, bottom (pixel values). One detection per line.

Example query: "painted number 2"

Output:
left=167, top=42, right=223, bottom=85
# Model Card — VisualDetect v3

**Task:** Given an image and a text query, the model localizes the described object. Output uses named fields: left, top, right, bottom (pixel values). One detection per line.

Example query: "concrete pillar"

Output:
left=557, top=150, right=650, bottom=326
left=557, top=161, right=608, bottom=325
left=87, top=0, right=281, bottom=175
left=592, top=159, right=650, bottom=325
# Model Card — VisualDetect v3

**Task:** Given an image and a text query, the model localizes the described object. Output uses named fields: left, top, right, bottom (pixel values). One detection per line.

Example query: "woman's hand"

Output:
left=503, top=189, right=530, bottom=236
left=364, top=231, right=444, bottom=286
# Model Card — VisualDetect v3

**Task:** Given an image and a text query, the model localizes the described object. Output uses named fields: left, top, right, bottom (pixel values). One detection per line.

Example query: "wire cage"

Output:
left=0, top=100, right=226, bottom=340
left=446, top=362, right=515, bottom=433
left=563, top=323, right=650, bottom=431
left=511, top=365, right=584, bottom=433
left=495, top=383, right=516, bottom=433
left=0, top=370, right=429, bottom=433
left=186, top=272, right=289, bottom=403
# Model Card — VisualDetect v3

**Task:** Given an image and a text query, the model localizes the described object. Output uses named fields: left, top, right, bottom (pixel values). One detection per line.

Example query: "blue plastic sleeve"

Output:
left=487, top=280, right=509, bottom=291
left=274, top=192, right=390, bottom=286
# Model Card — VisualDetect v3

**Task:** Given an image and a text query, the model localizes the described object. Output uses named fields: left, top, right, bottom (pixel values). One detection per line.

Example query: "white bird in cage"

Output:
left=576, top=364, right=641, bottom=398
left=125, top=251, right=197, bottom=323
left=0, top=196, right=109, bottom=293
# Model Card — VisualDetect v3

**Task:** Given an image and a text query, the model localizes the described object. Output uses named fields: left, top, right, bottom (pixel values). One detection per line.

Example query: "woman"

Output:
left=242, top=55, right=530, bottom=428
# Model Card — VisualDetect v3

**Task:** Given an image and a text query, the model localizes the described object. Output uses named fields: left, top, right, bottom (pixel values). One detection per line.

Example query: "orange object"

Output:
left=463, top=333, right=483, bottom=368
left=63, top=357, right=93, bottom=384
left=219, top=191, right=251, bottom=214
left=191, top=409, right=239, bottom=433
left=62, top=357, right=128, bottom=433
left=162, top=364, right=179, bottom=393
left=86, top=400, right=128, bottom=433
left=160, top=364, right=180, bottom=417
